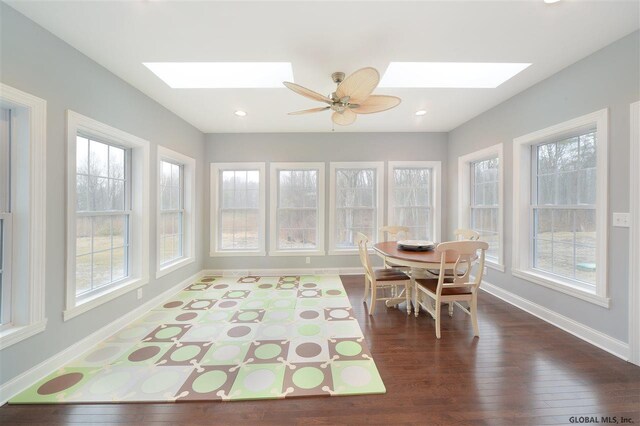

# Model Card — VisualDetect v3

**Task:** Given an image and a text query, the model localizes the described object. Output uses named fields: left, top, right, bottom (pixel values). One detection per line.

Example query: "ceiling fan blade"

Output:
left=350, top=95, right=401, bottom=114
left=332, top=109, right=357, bottom=126
left=288, top=106, right=330, bottom=115
left=335, top=67, right=380, bottom=103
left=283, top=82, right=332, bottom=105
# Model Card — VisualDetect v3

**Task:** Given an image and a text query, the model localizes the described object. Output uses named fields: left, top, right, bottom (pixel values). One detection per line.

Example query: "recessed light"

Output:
left=415, top=110, right=427, bottom=116
left=143, top=62, right=294, bottom=88
left=380, top=62, right=531, bottom=89
left=234, top=110, right=247, bottom=117
left=544, top=0, right=561, bottom=3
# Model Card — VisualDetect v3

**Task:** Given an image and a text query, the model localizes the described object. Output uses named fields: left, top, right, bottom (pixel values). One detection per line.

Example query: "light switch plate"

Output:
left=613, top=212, right=630, bottom=228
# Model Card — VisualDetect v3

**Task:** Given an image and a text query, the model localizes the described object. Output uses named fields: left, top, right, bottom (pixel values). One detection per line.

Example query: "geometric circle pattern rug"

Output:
left=10, top=275, right=386, bottom=404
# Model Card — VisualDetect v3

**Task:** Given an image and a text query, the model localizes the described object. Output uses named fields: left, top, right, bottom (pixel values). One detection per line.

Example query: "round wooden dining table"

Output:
left=372, top=241, right=464, bottom=310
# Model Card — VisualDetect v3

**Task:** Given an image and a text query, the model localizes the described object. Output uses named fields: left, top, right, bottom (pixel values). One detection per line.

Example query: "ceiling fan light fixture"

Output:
left=415, top=110, right=427, bottom=116
left=234, top=110, right=247, bottom=117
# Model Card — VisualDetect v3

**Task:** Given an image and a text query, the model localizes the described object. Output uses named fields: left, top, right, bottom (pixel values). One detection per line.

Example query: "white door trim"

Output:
left=630, top=100, right=640, bottom=366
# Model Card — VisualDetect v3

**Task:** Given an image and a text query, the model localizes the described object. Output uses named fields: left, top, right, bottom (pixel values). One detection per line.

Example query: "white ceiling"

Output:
left=6, top=1, right=639, bottom=133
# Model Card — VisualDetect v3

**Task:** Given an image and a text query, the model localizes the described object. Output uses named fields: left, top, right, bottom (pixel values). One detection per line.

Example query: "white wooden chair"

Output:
left=454, top=228, right=480, bottom=241
left=357, top=232, right=411, bottom=316
left=378, top=225, right=410, bottom=269
left=413, top=240, right=488, bottom=338
left=378, top=225, right=410, bottom=243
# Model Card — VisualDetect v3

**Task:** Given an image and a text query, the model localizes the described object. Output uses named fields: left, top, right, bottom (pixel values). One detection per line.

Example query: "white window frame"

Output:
left=387, top=161, right=442, bottom=243
left=458, top=144, right=505, bottom=271
left=512, top=109, right=609, bottom=307
left=156, top=146, right=196, bottom=278
left=328, top=162, right=384, bottom=255
left=629, top=100, right=640, bottom=366
left=210, top=162, right=266, bottom=257
left=269, top=162, right=325, bottom=256
left=65, top=111, right=150, bottom=321
left=0, top=83, right=47, bottom=350
left=0, top=107, right=13, bottom=330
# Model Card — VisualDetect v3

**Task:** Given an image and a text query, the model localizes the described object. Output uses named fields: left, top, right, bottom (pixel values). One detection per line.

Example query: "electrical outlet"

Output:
left=305, top=257, right=311, bottom=264
left=613, top=212, right=630, bottom=228
left=137, top=288, right=143, bottom=300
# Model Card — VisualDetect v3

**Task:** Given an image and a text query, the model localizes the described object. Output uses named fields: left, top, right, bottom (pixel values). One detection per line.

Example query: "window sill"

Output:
left=512, top=268, right=609, bottom=308
left=64, top=277, right=148, bottom=321
left=156, top=257, right=195, bottom=279
left=486, top=261, right=506, bottom=273
left=0, top=319, right=48, bottom=350
left=209, top=250, right=266, bottom=258
left=268, top=250, right=325, bottom=257
left=328, top=249, right=358, bottom=256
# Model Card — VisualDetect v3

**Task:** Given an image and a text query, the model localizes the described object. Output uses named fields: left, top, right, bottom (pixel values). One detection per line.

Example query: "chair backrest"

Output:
left=356, top=232, right=374, bottom=280
left=379, top=225, right=410, bottom=242
left=454, top=228, right=481, bottom=241
left=434, top=240, right=489, bottom=295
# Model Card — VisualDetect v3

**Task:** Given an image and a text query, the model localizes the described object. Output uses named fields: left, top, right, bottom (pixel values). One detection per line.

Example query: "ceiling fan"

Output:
left=283, top=67, right=401, bottom=126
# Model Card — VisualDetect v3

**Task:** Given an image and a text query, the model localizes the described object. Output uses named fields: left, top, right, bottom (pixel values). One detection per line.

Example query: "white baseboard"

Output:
left=202, top=267, right=364, bottom=277
left=481, top=281, right=629, bottom=360
left=0, top=271, right=203, bottom=405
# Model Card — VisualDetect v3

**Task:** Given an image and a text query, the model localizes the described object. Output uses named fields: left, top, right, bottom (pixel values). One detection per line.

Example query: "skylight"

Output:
left=143, top=62, right=294, bottom=88
left=379, top=62, right=531, bottom=89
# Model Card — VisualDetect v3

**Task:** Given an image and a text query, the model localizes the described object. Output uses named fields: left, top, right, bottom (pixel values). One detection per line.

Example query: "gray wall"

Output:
left=447, top=31, right=640, bottom=342
left=0, top=4, right=205, bottom=385
left=204, top=132, right=448, bottom=270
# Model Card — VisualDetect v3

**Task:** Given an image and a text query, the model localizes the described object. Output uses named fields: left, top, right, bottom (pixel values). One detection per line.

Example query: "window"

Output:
left=157, top=146, right=195, bottom=277
left=0, top=83, right=47, bottom=349
left=66, top=110, right=150, bottom=320
left=0, top=107, right=12, bottom=329
left=458, top=144, right=504, bottom=270
left=388, top=161, right=441, bottom=242
left=329, top=162, right=383, bottom=254
left=75, top=137, right=130, bottom=296
left=270, top=162, right=325, bottom=255
left=512, top=109, right=608, bottom=307
left=210, top=163, right=265, bottom=256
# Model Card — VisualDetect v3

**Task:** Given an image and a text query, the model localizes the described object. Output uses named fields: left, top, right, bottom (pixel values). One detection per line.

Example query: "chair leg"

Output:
left=413, top=283, right=420, bottom=317
left=369, top=284, right=377, bottom=316
left=435, top=300, right=442, bottom=339
left=448, top=303, right=454, bottom=317
left=363, top=276, right=370, bottom=303
left=405, top=283, right=411, bottom=315
left=471, top=294, right=479, bottom=337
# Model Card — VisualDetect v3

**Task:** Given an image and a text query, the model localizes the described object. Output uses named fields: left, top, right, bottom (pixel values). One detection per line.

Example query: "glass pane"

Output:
left=91, top=177, right=110, bottom=211
left=92, top=249, right=111, bottom=288
left=578, top=168, right=596, bottom=205
left=109, top=146, right=125, bottom=179
left=534, top=209, right=552, bottom=240
left=112, top=215, right=127, bottom=248
left=92, top=216, right=112, bottom=252
left=76, top=216, right=92, bottom=256
left=537, top=143, right=557, bottom=174
left=172, top=163, right=181, bottom=189
left=112, top=247, right=126, bottom=281
left=537, top=175, right=555, bottom=205
left=76, top=175, right=89, bottom=211
left=552, top=242, right=575, bottom=279
left=534, top=238, right=552, bottom=272
left=580, top=133, right=597, bottom=169
left=89, top=140, right=109, bottom=177
left=170, top=185, right=180, bottom=210
left=576, top=245, right=596, bottom=284
left=247, top=171, right=259, bottom=189
left=161, top=161, right=172, bottom=188
left=110, top=179, right=124, bottom=211
left=161, top=185, right=171, bottom=210
left=575, top=209, right=596, bottom=247
left=76, top=254, right=92, bottom=295
left=557, top=137, right=579, bottom=173
left=163, top=235, right=176, bottom=262
left=557, top=171, right=578, bottom=205
left=77, top=137, right=89, bottom=175
left=553, top=209, right=574, bottom=244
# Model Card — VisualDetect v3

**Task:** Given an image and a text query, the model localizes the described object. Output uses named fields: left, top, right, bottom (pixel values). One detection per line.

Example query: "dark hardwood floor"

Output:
left=2, top=275, right=639, bottom=425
